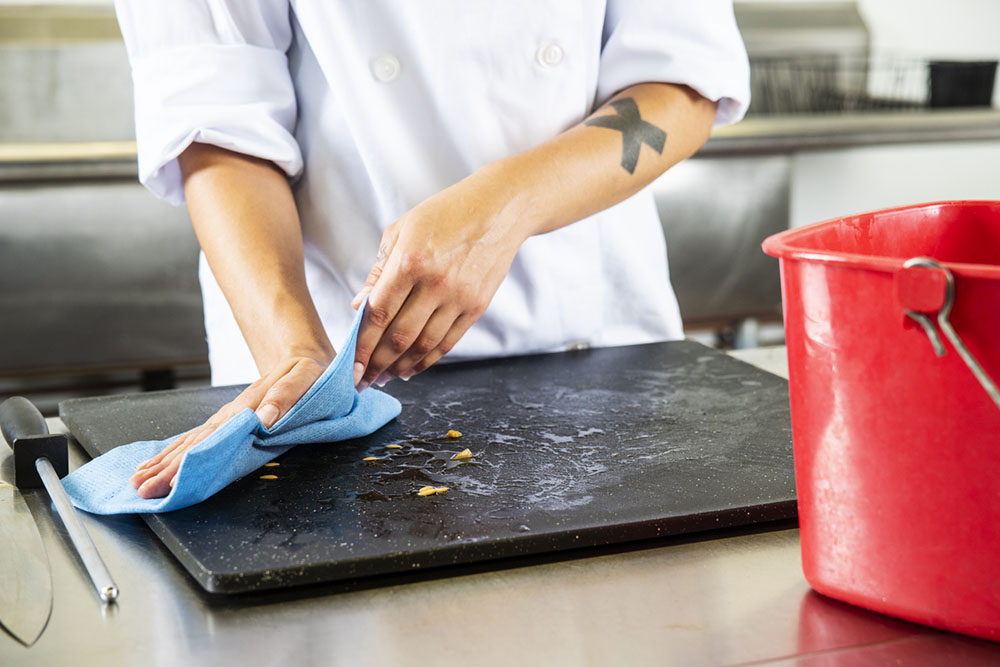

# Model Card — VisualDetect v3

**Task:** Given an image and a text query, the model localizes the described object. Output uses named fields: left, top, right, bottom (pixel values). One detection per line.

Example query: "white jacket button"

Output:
left=371, top=54, right=401, bottom=82
left=536, top=41, right=565, bottom=68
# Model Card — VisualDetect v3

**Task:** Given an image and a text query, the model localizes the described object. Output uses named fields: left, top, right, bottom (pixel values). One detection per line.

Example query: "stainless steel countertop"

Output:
left=3, top=350, right=998, bottom=666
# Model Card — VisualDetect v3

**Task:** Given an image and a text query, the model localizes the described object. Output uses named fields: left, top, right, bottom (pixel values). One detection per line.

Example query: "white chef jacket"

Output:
left=116, top=1, right=750, bottom=385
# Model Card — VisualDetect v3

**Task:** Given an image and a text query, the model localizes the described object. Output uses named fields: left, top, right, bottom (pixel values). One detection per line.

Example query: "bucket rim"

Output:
left=762, top=200, right=1000, bottom=280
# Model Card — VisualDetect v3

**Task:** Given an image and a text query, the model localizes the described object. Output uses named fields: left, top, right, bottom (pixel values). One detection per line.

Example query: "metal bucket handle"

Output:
left=901, top=257, right=1000, bottom=410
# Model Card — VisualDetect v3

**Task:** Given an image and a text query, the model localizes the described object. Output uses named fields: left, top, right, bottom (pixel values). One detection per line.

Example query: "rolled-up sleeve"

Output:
left=115, top=0, right=301, bottom=204
left=598, top=0, right=751, bottom=126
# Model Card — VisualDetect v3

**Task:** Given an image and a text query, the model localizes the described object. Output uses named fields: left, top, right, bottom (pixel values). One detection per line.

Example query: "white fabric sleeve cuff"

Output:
left=131, top=43, right=302, bottom=205
left=597, top=4, right=751, bottom=127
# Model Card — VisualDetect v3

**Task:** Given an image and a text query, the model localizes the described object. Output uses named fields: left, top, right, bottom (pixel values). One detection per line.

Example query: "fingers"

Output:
left=131, top=380, right=266, bottom=477
left=350, top=200, right=511, bottom=388
left=133, top=432, right=188, bottom=475
left=129, top=357, right=328, bottom=499
left=129, top=423, right=211, bottom=492
left=357, top=289, right=436, bottom=390
left=131, top=416, right=218, bottom=484
left=352, top=229, right=397, bottom=311
left=384, top=306, right=459, bottom=381
left=350, top=264, right=381, bottom=311
left=353, top=268, right=414, bottom=388
left=352, top=258, right=486, bottom=388
left=409, top=312, right=477, bottom=375
left=134, top=445, right=186, bottom=498
left=254, top=358, right=327, bottom=428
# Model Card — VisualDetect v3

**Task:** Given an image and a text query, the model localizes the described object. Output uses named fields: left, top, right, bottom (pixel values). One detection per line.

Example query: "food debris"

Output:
left=385, top=444, right=402, bottom=449
left=434, top=487, right=449, bottom=494
left=446, top=430, right=463, bottom=439
left=418, top=486, right=437, bottom=496
left=259, top=475, right=278, bottom=480
left=451, top=448, right=473, bottom=460
left=363, top=456, right=381, bottom=462
left=264, top=462, right=280, bottom=467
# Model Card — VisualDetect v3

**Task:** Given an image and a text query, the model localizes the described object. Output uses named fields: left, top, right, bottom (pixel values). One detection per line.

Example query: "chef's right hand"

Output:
left=128, top=354, right=330, bottom=499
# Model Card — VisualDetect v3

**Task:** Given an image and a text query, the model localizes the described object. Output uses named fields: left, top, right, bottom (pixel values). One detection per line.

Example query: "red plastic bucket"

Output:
left=762, top=201, right=1000, bottom=641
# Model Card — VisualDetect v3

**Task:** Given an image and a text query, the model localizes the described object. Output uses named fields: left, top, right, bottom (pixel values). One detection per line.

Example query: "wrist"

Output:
left=276, top=344, right=335, bottom=366
left=472, top=157, right=546, bottom=244
left=248, top=303, right=335, bottom=374
left=257, top=343, right=334, bottom=378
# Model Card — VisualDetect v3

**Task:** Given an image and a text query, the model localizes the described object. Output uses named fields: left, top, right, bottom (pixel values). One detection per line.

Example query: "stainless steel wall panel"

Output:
left=653, top=156, right=790, bottom=325
left=0, top=181, right=206, bottom=376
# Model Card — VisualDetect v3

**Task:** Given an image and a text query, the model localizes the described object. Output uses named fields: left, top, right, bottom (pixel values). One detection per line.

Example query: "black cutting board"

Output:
left=60, top=340, right=795, bottom=594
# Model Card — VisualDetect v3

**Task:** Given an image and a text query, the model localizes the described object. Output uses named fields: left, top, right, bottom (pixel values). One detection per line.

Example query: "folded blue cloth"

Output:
left=64, top=303, right=401, bottom=514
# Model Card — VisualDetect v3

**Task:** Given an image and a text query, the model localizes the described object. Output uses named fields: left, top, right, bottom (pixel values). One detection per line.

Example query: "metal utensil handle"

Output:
left=903, top=257, right=1000, bottom=410
left=35, top=458, right=118, bottom=603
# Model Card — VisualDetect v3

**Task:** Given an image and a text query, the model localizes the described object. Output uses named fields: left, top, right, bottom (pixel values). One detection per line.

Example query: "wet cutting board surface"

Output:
left=60, top=340, right=795, bottom=594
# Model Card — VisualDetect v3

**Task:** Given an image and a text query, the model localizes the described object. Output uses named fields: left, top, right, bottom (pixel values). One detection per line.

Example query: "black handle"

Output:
left=0, top=396, right=50, bottom=446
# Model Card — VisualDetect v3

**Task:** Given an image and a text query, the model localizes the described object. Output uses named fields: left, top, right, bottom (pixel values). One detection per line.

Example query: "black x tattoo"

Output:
left=584, top=98, right=666, bottom=174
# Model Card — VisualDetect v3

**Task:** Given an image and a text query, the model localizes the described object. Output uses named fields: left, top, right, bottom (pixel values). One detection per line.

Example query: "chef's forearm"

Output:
left=488, top=82, right=717, bottom=240
left=178, top=143, right=334, bottom=373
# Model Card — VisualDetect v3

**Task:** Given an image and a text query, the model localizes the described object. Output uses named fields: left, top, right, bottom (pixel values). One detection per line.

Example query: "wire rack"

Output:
left=746, top=55, right=981, bottom=115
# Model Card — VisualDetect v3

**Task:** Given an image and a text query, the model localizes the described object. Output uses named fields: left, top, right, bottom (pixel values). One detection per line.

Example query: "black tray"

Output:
left=60, top=340, right=796, bottom=593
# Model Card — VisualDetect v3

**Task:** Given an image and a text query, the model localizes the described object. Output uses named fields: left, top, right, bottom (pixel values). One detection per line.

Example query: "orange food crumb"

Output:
left=446, top=430, right=462, bottom=439
left=451, top=448, right=473, bottom=461
left=259, top=475, right=278, bottom=480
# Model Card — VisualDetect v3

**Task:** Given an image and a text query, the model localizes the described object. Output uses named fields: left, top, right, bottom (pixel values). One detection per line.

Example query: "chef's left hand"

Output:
left=351, top=83, right=718, bottom=388
left=350, top=167, right=529, bottom=388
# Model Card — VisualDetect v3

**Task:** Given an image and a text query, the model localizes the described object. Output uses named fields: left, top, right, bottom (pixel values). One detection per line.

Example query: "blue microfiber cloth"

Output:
left=64, top=302, right=401, bottom=514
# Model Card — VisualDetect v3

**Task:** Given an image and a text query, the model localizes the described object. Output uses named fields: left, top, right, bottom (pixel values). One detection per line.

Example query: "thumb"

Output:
left=351, top=261, right=383, bottom=311
left=256, top=403, right=282, bottom=429
left=254, top=358, right=329, bottom=428
left=352, top=232, right=397, bottom=309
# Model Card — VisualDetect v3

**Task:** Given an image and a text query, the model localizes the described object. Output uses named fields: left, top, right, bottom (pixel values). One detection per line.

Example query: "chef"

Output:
left=119, top=1, right=750, bottom=498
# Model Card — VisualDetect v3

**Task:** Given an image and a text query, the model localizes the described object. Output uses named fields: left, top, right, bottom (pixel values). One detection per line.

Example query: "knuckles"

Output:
left=451, top=284, right=487, bottom=315
left=262, top=385, right=295, bottom=410
left=397, top=251, right=428, bottom=279
left=427, top=270, right=454, bottom=293
left=365, top=263, right=384, bottom=284
left=365, top=304, right=393, bottom=329
left=466, top=296, right=489, bottom=317
left=411, top=335, right=437, bottom=356
left=388, top=330, right=414, bottom=354
left=354, top=343, right=373, bottom=365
